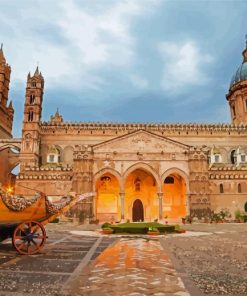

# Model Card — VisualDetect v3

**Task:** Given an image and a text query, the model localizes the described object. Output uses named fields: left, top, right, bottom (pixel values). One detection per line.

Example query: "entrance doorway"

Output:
left=132, top=199, right=144, bottom=222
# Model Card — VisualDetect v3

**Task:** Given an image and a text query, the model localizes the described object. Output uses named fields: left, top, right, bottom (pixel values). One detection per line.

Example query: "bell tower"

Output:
left=20, top=67, right=44, bottom=169
left=226, top=38, right=247, bottom=124
left=0, top=44, right=14, bottom=138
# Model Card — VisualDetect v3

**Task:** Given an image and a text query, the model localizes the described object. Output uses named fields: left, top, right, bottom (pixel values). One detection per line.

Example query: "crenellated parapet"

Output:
left=40, top=121, right=247, bottom=135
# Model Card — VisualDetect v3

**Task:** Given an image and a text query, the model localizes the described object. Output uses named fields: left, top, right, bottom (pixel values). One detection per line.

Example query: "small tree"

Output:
left=235, top=209, right=243, bottom=222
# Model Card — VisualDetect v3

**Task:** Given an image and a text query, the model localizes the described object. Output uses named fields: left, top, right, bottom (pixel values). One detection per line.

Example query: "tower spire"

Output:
left=34, top=66, right=40, bottom=76
left=0, top=43, right=6, bottom=64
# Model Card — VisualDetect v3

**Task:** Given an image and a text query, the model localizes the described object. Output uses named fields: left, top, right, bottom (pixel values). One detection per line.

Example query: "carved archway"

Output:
left=123, top=162, right=161, bottom=191
left=0, top=143, right=21, bottom=152
left=94, top=168, right=123, bottom=192
left=161, top=167, right=190, bottom=219
left=94, top=170, right=122, bottom=223
left=161, top=167, right=190, bottom=193
left=124, top=165, right=159, bottom=221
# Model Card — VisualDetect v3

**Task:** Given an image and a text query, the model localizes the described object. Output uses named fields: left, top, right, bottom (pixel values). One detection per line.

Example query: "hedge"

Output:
left=107, top=222, right=175, bottom=234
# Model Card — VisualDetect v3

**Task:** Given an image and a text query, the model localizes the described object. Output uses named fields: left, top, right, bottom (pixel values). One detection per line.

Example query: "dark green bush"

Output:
left=108, top=222, right=175, bottom=234
left=101, top=222, right=111, bottom=229
left=102, top=227, right=113, bottom=232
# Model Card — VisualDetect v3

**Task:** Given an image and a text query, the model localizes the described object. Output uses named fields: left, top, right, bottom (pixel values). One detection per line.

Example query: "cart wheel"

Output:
left=12, top=221, right=46, bottom=255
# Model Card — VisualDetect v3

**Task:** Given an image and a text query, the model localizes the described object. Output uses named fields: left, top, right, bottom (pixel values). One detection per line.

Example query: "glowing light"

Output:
left=6, top=186, right=13, bottom=194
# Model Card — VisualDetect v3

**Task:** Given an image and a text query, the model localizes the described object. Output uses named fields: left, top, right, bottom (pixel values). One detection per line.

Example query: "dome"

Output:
left=230, top=61, right=247, bottom=88
left=230, top=44, right=247, bottom=88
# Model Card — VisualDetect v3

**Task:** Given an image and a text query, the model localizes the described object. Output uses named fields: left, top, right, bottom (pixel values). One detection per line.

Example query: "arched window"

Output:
left=238, top=183, right=242, bottom=193
left=220, top=184, right=224, bottom=193
left=100, top=176, right=111, bottom=191
left=101, top=176, right=111, bottom=182
left=230, top=150, right=236, bottom=164
left=232, top=105, right=236, bottom=117
left=241, top=154, right=246, bottom=162
left=28, top=111, right=33, bottom=122
left=164, top=176, right=174, bottom=184
left=47, top=146, right=60, bottom=164
left=30, top=94, right=35, bottom=104
left=215, top=155, right=220, bottom=163
left=134, top=177, right=141, bottom=192
left=245, top=202, right=247, bottom=212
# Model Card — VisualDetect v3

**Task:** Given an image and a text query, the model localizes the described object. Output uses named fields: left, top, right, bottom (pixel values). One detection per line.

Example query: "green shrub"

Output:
left=148, top=227, right=159, bottom=233
left=101, top=222, right=111, bottom=229
left=109, top=222, right=175, bottom=234
left=235, top=209, right=243, bottom=221
left=102, top=227, right=113, bottom=231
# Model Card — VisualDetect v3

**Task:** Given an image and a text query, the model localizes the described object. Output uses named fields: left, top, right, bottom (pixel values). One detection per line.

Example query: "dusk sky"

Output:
left=0, top=0, right=246, bottom=137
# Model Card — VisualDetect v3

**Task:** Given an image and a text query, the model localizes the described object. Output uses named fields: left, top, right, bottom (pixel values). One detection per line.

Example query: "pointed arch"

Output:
left=0, top=143, right=21, bottom=152
left=94, top=168, right=123, bottom=191
left=123, top=162, right=161, bottom=191
left=161, top=167, right=190, bottom=193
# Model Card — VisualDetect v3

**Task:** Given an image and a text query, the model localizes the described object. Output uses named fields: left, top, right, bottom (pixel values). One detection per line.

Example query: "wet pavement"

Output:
left=0, top=231, right=116, bottom=295
left=1, top=223, right=247, bottom=295
left=67, top=237, right=190, bottom=296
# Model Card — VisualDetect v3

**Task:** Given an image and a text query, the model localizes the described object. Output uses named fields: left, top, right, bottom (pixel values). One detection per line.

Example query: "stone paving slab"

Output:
left=0, top=233, right=117, bottom=295
left=160, top=231, right=247, bottom=296
left=67, top=237, right=190, bottom=296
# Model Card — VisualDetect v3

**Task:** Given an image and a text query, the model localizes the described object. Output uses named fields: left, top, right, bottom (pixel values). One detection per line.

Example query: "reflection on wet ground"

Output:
left=69, top=237, right=190, bottom=296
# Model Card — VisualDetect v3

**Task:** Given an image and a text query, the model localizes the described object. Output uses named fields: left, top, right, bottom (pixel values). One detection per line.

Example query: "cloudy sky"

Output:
left=0, top=0, right=246, bottom=136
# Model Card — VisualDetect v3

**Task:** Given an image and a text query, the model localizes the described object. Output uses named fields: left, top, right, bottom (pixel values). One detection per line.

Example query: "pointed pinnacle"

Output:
left=0, top=43, right=6, bottom=63
left=8, top=100, right=14, bottom=110
left=34, top=66, right=39, bottom=76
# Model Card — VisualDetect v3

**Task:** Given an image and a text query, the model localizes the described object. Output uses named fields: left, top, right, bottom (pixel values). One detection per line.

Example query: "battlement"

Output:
left=40, top=121, right=247, bottom=135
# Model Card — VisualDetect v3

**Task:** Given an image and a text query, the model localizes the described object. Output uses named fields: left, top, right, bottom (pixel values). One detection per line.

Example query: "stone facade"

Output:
left=0, top=45, right=16, bottom=187
left=1, top=43, right=247, bottom=222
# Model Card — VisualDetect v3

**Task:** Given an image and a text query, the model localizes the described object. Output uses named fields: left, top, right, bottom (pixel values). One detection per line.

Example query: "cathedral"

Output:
left=0, top=42, right=247, bottom=223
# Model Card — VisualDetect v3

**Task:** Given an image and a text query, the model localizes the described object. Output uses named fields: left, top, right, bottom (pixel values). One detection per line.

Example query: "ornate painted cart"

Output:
left=0, top=188, right=91, bottom=255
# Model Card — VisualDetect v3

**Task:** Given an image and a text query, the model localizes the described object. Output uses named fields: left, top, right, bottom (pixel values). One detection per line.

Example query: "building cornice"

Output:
left=40, top=122, right=247, bottom=134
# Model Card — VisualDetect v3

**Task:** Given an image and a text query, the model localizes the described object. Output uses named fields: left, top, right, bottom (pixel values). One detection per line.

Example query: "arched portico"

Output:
left=123, top=162, right=161, bottom=192
left=124, top=166, right=159, bottom=222
left=93, top=168, right=123, bottom=192
left=161, top=168, right=190, bottom=219
left=93, top=165, right=190, bottom=223
left=94, top=171, right=122, bottom=223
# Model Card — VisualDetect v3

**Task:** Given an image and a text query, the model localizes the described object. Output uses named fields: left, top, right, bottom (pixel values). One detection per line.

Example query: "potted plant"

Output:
left=102, top=227, right=114, bottom=234
left=235, top=209, right=244, bottom=223
left=175, top=227, right=186, bottom=233
left=147, top=227, right=160, bottom=235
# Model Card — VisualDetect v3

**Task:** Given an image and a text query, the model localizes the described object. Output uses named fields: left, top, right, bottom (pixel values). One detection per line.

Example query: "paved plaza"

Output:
left=0, top=223, right=246, bottom=295
left=67, top=237, right=189, bottom=296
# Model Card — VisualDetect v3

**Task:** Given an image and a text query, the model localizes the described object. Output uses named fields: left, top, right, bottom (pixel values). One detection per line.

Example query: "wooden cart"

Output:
left=0, top=189, right=91, bottom=255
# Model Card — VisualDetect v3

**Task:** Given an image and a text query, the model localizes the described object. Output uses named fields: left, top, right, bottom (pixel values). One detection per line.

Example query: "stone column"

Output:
left=120, top=192, right=125, bottom=222
left=157, top=192, right=163, bottom=222
left=186, top=193, right=190, bottom=216
left=93, top=193, right=97, bottom=220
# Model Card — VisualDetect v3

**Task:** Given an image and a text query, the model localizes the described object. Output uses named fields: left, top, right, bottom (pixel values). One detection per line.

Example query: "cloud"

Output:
left=158, top=41, right=213, bottom=95
left=129, top=74, right=149, bottom=89
left=0, top=0, right=161, bottom=91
